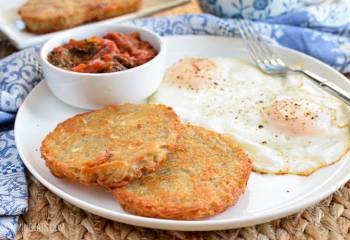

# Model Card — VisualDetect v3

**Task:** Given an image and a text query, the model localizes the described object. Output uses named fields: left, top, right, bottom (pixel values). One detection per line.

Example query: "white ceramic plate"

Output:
left=0, top=0, right=189, bottom=49
left=15, top=36, right=350, bottom=231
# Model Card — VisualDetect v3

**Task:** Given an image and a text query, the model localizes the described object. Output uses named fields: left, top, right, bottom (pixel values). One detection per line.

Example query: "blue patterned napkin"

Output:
left=1, top=1, right=350, bottom=238
left=134, top=2, right=350, bottom=72
left=0, top=48, right=41, bottom=239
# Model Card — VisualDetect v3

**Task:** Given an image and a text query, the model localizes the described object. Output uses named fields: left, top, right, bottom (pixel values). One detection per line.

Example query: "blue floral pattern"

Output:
left=197, top=0, right=304, bottom=20
left=253, top=0, right=269, bottom=11
left=1, top=1, right=350, bottom=238
left=133, top=7, right=350, bottom=72
left=0, top=48, right=40, bottom=239
left=0, top=216, right=18, bottom=239
left=0, top=130, right=27, bottom=239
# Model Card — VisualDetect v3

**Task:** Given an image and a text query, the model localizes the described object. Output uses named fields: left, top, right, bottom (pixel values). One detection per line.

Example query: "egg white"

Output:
left=149, top=57, right=350, bottom=175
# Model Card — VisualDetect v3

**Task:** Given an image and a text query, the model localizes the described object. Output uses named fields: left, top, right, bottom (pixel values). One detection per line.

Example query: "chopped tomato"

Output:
left=48, top=32, right=158, bottom=73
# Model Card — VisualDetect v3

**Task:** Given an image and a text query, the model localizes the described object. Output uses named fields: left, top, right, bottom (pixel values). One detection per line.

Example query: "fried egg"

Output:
left=149, top=57, right=350, bottom=175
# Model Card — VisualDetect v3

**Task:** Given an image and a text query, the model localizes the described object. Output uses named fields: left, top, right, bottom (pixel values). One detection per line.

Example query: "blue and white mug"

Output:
left=198, top=0, right=306, bottom=20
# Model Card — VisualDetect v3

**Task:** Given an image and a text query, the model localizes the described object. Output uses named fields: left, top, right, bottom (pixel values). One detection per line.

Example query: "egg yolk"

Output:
left=164, top=58, right=218, bottom=90
left=264, top=98, right=331, bottom=136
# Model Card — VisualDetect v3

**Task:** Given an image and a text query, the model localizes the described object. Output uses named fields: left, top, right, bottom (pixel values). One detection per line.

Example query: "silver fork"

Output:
left=238, top=20, right=350, bottom=105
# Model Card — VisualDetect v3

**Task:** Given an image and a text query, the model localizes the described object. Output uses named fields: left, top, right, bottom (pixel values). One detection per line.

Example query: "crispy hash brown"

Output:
left=114, top=124, right=252, bottom=220
left=40, top=104, right=180, bottom=189
left=18, top=0, right=142, bottom=33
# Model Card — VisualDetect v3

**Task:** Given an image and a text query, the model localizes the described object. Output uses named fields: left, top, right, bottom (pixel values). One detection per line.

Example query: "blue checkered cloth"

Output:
left=1, top=1, right=350, bottom=238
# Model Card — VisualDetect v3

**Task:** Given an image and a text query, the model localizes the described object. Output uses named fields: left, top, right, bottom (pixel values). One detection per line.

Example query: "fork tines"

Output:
left=238, top=20, right=275, bottom=65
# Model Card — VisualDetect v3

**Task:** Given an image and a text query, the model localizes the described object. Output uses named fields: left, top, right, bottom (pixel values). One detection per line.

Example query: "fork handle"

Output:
left=295, top=69, right=350, bottom=105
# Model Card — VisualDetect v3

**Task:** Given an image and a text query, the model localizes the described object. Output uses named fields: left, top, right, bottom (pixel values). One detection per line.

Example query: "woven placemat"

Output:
left=15, top=174, right=350, bottom=240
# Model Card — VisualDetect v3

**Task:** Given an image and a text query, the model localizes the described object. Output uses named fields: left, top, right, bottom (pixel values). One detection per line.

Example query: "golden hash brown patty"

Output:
left=114, top=124, right=252, bottom=220
left=18, top=0, right=142, bottom=33
left=41, top=104, right=180, bottom=189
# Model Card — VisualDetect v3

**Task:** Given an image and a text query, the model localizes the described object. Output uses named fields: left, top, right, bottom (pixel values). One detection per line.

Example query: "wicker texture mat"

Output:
left=15, top=175, right=350, bottom=240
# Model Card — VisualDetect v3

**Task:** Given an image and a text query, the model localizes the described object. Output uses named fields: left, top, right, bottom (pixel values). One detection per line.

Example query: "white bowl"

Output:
left=40, top=25, right=165, bottom=109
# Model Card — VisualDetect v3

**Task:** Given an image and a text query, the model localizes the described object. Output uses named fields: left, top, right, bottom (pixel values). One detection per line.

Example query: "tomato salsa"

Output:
left=47, top=32, right=158, bottom=73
